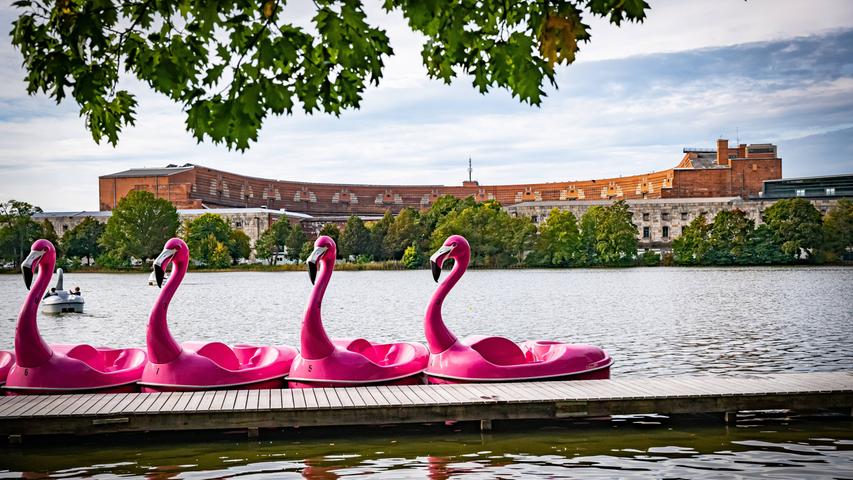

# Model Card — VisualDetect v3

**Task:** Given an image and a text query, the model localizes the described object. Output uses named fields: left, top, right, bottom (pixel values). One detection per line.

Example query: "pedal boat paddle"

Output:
left=139, top=238, right=297, bottom=392
left=5, top=239, right=146, bottom=395
left=287, top=236, right=429, bottom=388
left=424, top=235, right=613, bottom=384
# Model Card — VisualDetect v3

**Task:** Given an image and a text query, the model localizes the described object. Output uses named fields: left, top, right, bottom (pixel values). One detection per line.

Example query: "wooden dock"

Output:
left=1, top=371, right=851, bottom=441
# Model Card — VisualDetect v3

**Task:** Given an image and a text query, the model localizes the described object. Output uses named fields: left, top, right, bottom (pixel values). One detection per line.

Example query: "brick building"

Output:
left=98, top=139, right=782, bottom=217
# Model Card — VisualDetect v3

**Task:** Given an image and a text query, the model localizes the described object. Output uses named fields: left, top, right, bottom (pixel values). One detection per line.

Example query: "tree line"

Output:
left=2, top=191, right=851, bottom=270
left=672, top=198, right=852, bottom=265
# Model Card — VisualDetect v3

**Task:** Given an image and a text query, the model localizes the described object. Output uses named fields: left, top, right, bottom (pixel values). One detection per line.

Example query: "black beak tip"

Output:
left=308, top=261, right=317, bottom=285
left=431, top=261, right=441, bottom=283
left=23, top=266, right=33, bottom=290
left=154, top=265, right=164, bottom=288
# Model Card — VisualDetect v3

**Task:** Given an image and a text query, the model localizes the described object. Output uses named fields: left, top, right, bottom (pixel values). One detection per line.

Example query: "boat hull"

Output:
left=40, top=301, right=84, bottom=314
left=425, top=365, right=611, bottom=384
left=4, top=382, right=138, bottom=396
left=287, top=372, right=425, bottom=388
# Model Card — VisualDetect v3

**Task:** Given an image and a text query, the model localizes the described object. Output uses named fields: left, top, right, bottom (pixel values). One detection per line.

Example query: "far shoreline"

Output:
left=1, top=262, right=850, bottom=275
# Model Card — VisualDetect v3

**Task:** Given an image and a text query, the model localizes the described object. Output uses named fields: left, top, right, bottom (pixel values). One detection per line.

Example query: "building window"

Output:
left=681, top=212, right=688, bottom=221
left=661, top=212, right=670, bottom=221
left=642, top=227, right=650, bottom=239
left=662, top=226, right=670, bottom=238
left=234, top=221, right=242, bottom=228
left=795, top=189, right=805, bottom=197
left=826, top=188, right=836, bottom=196
left=642, top=212, right=650, bottom=221
left=62, top=225, right=69, bottom=231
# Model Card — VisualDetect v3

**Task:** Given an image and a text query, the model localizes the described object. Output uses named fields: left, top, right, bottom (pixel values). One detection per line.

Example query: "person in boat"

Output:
left=73, top=286, right=81, bottom=295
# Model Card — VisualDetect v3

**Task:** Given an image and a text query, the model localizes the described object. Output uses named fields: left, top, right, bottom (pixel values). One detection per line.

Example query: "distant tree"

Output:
left=0, top=200, right=44, bottom=265
left=746, top=224, right=791, bottom=265
left=401, top=244, right=422, bottom=269
left=299, top=241, right=314, bottom=262
left=763, top=198, right=823, bottom=260
left=822, top=199, right=853, bottom=260
left=285, top=227, right=307, bottom=261
left=533, top=208, right=580, bottom=267
left=100, top=190, right=179, bottom=262
left=367, top=211, right=394, bottom=260
left=10, top=1, right=650, bottom=149
left=593, top=200, right=637, bottom=266
left=421, top=195, right=475, bottom=233
left=255, top=219, right=292, bottom=264
left=319, top=224, right=341, bottom=256
left=183, top=213, right=234, bottom=266
left=339, top=216, right=371, bottom=259
left=209, top=240, right=232, bottom=268
left=384, top=208, right=425, bottom=260
left=706, top=209, right=754, bottom=265
left=576, top=206, right=602, bottom=266
left=61, top=217, right=105, bottom=265
left=229, top=230, right=252, bottom=263
left=672, top=216, right=711, bottom=265
left=431, top=200, right=534, bottom=267
left=39, top=219, right=61, bottom=256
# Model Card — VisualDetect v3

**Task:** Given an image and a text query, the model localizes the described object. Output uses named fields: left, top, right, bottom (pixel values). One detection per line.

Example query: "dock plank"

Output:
left=258, top=390, right=271, bottom=410
left=281, top=389, right=295, bottom=409
left=2, top=372, right=851, bottom=439
left=220, top=390, right=239, bottom=411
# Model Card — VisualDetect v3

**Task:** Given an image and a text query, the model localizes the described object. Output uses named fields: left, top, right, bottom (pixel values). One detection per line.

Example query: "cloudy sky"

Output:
left=1, top=1, right=852, bottom=211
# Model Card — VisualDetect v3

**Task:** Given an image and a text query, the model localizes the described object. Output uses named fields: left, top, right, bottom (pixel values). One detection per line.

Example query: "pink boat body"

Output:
left=424, top=235, right=613, bottom=384
left=0, top=351, right=15, bottom=386
left=140, top=238, right=297, bottom=392
left=5, top=239, right=146, bottom=395
left=287, top=236, right=429, bottom=388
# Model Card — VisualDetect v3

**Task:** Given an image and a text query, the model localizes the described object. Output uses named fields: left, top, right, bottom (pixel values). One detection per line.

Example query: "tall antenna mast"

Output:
left=468, top=157, right=472, bottom=182
left=736, top=127, right=740, bottom=145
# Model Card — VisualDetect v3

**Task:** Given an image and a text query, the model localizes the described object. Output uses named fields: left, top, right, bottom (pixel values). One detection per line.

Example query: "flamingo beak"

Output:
left=429, top=245, right=453, bottom=282
left=306, top=246, right=328, bottom=285
left=21, top=250, right=45, bottom=290
left=153, top=248, right=176, bottom=288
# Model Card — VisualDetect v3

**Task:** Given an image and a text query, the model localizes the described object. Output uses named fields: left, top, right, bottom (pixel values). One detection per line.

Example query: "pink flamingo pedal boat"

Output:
left=140, top=238, right=297, bottom=392
left=424, top=235, right=613, bottom=384
left=287, top=236, right=429, bottom=388
left=5, top=239, right=146, bottom=395
left=0, top=351, right=15, bottom=387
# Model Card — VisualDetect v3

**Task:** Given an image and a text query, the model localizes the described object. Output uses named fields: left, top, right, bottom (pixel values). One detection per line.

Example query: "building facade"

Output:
left=98, top=139, right=782, bottom=217
left=506, top=196, right=844, bottom=250
left=33, top=208, right=312, bottom=253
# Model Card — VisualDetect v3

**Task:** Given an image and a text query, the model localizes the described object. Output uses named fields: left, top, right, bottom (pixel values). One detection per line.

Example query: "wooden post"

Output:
left=480, top=419, right=492, bottom=432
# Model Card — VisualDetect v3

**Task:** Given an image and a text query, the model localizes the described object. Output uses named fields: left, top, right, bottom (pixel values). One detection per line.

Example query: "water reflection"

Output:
left=1, top=417, right=852, bottom=478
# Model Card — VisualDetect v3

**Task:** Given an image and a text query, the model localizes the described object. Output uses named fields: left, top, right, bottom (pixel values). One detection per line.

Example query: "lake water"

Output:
left=1, top=267, right=852, bottom=478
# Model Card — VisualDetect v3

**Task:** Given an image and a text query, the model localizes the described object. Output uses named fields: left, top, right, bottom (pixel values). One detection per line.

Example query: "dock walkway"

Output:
left=1, top=371, right=851, bottom=440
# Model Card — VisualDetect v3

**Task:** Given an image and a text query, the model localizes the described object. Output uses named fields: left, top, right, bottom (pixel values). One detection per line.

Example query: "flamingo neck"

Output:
left=424, top=250, right=468, bottom=354
left=147, top=257, right=185, bottom=364
left=15, top=256, right=55, bottom=367
left=300, top=256, right=335, bottom=360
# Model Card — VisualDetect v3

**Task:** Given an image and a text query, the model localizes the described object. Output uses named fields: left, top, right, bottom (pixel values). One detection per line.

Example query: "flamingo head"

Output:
left=21, top=239, right=55, bottom=289
left=153, top=238, right=188, bottom=288
left=307, top=235, right=336, bottom=284
left=430, top=235, right=469, bottom=282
